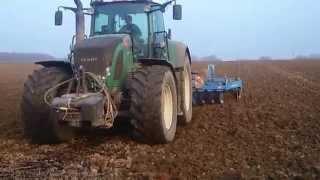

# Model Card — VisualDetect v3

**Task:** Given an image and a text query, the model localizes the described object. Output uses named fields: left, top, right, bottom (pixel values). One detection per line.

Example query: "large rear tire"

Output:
left=21, top=67, right=75, bottom=144
left=128, top=65, right=178, bottom=144
left=178, top=55, right=193, bottom=125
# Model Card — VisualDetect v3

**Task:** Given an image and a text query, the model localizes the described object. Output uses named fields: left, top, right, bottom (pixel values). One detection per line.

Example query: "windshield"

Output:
left=92, top=3, right=148, bottom=41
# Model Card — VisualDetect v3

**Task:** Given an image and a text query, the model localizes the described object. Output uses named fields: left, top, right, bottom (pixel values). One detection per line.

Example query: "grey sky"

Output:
left=1, top=0, right=319, bottom=60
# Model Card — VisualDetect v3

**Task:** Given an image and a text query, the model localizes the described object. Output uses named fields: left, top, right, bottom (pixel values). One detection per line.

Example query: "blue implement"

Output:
left=193, top=64, right=243, bottom=105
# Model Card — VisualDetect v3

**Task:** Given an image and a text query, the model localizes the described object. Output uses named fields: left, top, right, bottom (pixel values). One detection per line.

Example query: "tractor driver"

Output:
left=119, top=15, right=145, bottom=56
left=119, top=15, right=142, bottom=39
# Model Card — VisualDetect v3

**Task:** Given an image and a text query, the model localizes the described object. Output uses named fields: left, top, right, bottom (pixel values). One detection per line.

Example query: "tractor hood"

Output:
left=73, top=34, right=127, bottom=76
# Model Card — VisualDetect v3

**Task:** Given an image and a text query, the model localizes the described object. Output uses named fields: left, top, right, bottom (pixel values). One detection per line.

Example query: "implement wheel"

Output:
left=215, top=92, right=224, bottom=104
left=234, top=88, right=243, bottom=101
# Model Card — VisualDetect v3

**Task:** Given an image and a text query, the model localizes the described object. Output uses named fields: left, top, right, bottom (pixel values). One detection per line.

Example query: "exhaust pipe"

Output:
left=74, top=0, right=85, bottom=44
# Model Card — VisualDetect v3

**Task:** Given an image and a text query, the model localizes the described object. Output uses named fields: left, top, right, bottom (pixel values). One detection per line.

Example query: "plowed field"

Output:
left=0, top=60, right=319, bottom=179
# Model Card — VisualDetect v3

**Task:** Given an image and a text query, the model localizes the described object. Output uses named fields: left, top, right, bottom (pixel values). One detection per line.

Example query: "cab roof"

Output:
left=90, top=0, right=160, bottom=6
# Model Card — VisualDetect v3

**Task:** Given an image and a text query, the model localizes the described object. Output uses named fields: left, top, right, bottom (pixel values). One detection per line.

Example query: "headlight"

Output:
left=106, top=67, right=111, bottom=77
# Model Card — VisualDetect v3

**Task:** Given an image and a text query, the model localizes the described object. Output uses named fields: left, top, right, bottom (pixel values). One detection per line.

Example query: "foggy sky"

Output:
left=1, top=0, right=320, bottom=60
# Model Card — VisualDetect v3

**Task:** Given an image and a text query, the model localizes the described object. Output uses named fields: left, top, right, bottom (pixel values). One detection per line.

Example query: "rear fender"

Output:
left=168, top=41, right=192, bottom=68
left=186, top=48, right=192, bottom=64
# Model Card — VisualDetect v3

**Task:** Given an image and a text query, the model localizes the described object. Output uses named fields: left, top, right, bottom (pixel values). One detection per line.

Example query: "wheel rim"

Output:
left=163, top=84, right=173, bottom=130
left=184, top=68, right=191, bottom=111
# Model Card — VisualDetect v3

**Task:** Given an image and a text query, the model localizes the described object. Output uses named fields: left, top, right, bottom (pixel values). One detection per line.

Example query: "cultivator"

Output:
left=192, top=64, right=243, bottom=105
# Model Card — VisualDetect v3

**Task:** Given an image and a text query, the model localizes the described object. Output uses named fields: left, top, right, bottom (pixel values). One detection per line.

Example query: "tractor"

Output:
left=21, top=0, right=193, bottom=144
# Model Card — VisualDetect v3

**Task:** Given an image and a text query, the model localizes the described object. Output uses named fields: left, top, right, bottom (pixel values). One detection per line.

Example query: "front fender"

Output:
left=35, top=61, right=73, bottom=73
left=138, top=59, right=175, bottom=74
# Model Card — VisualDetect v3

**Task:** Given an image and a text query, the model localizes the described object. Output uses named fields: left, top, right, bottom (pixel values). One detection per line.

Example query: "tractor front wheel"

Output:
left=128, top=65, right=178, bottom=144
left=21, top=67, right=75, bottom=144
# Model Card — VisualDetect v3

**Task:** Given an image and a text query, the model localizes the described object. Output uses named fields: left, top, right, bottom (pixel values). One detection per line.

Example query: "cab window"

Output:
left=152, top=10, right=165, bottom=33
left=94, top=14, right=109, bottom=34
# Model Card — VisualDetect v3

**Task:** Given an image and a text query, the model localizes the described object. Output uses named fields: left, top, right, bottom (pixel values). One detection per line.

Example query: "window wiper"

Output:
left=149, top=0, right=176, bottom=13
left=161, top=0, right=176, bottom=9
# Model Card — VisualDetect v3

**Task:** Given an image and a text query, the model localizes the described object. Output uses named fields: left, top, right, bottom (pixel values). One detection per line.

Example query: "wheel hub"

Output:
left=163, top=84, right=173, bottom=130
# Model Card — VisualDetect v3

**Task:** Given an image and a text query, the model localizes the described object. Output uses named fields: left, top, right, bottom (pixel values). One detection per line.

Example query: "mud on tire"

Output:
left=21, top=67, right=74, bottom=144
left=128, top=65, right=178, bottom=144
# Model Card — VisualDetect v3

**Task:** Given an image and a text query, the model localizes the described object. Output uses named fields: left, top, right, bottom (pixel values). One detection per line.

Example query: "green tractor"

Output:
left=21, top=0, right=192, bottom=144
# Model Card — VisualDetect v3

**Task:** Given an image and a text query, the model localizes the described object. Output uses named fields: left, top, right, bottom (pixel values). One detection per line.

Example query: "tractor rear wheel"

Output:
left=128, top=65, right=178, bottom=144
left=178, top=55, right=193, bottom=125
left=21, top=67, right=75, bottom=144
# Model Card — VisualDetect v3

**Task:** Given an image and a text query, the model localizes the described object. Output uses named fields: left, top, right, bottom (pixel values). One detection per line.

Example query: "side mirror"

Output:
left=167, top=29, right=172, bottom=40
left=55, top=10, right=63, bottom=26
left=173, top=4, right=182, bottom=20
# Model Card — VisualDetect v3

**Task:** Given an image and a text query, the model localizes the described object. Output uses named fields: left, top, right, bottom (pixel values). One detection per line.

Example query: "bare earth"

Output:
left=0, top=60, right=319, bottom=179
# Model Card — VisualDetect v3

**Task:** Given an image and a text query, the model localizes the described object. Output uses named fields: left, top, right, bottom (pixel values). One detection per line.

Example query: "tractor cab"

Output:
left=90, top=0, right=182, bottom=60
left=55, top=0, right=182, bottom=61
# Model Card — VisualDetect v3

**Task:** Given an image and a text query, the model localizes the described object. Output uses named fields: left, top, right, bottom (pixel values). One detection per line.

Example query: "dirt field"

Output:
left=0, top=60, right=319, bottom=179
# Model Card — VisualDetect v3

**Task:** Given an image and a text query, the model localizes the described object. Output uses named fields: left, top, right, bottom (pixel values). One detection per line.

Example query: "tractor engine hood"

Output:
left=73, top=34, right=127, bottom=76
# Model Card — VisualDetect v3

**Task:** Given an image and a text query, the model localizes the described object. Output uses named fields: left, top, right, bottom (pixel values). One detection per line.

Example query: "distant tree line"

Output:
left=198, top=55, right=222, bottom=61
left=0, top=52, right=55, bottom=63
left=295, top=54, right=320, bottom=60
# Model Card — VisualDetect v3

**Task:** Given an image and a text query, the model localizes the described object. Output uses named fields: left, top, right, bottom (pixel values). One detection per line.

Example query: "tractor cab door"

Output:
left=149, top=10, right=169, bottom=60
